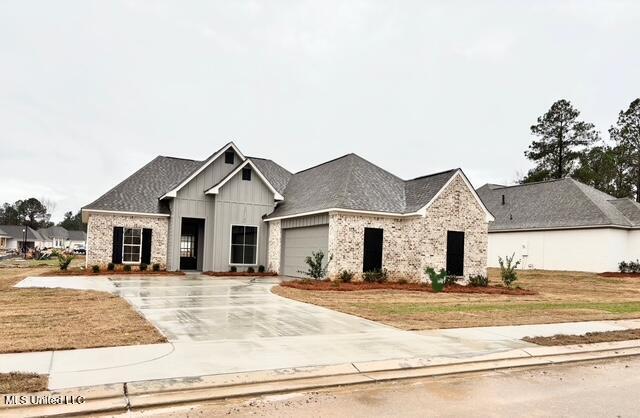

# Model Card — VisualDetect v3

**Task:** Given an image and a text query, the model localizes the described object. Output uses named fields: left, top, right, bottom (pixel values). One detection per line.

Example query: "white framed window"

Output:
left=123, top=228, right=142, bottom=263
left=229, top=225, right=258, bottom=265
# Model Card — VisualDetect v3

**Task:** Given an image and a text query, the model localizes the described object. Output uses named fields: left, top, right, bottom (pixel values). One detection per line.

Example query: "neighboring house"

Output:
left=37, top=226, right=87, bottom=250
left=0, top=227, right=10, bottom=250
left=477, top=178, right=640, bottom=272
left=83, top=142, right=493, bottom=280
left=0, top=225, right=43, bottom=251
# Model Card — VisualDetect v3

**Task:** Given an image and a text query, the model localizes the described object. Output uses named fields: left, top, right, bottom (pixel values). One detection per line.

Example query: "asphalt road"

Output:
left=123, top=357, right=640, bottom=417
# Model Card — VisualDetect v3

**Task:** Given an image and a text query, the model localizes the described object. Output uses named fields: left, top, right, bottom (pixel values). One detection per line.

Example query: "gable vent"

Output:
left=501, top=194, right=505, bottom=205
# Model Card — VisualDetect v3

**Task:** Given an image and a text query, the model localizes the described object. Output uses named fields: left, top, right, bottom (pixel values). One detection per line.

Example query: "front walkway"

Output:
left=5, top=275, right=640, bottom=390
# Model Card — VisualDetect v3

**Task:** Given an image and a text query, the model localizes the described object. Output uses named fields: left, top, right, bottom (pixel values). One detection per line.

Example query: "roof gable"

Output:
left=205, top=159, right=284, bottom=200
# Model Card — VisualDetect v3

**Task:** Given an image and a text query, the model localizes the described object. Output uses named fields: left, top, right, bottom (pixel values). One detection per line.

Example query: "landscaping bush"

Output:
left=445, top=274, right=459, bottom=286
left=425, top=267, right=447, bottom=292
left=140, top=263, right=148, bottom=271
left=53, top=251, right=75, bottom=271
left=397, top=278, right=408, bottom=285
left=258, top=265, right=265, bottom=273
left=362, top=269, right=388, bottom=283
left=107, top=262, right=115, bottom=271
left=247, top=266, right=255, bottom=273
left=230, top=266, right=237, bottom=272
left=123, top=264, right=132, bottom=272
left=468, top=274, right=489, bottom=287
left=619, top=260, right=640, bottom=273
left=91, top=265, right=100, bottom=273
left=498, top=253, right=521, bottom=287
left=152, top=263, right=160, bottom=272
left=338, top=270, right=354, bottom=283
left=298, top=250, right=333, bottom=280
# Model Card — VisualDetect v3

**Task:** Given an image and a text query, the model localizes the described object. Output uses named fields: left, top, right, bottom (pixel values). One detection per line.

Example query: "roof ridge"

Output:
left=159, top=155, right=200, bottom=162
left=488, top=177, right=569, bottom=190
left=349, top=153, right=405, bottom=182
left=569, top=179, right=630, bottom=226
left=406, top=168, right=458, bottom=182
left=337, top=154, right=356, bottom=208
left=294, top=153, right=355, bottom=174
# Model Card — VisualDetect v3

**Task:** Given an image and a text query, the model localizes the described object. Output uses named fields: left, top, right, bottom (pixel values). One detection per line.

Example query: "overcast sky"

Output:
left=1, top=1, right=639, bottom=222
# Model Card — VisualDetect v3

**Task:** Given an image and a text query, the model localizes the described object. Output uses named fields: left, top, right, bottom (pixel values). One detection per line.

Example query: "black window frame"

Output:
left=242, top=167, right=252, bottom=181
left=229, top=225, right=258, bottom=265
left=224, top=150, right=235, bottom=164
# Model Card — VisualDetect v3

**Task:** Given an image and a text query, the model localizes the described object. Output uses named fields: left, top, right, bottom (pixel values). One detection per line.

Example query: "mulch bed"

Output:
left=523, top=328, right=640, bottom=346
left=203, top=271, right=278, bottom=277
left=280, top=280, right=536, bottom=295
left=599, top=272, right=640, bottom=278
left=40, top=270, right=185, bottom=276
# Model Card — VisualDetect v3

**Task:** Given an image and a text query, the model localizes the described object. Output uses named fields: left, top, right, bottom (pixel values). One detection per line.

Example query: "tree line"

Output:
left=0, top=199, right=85, bottom=231
left=522, top=98, right=640, bottom=201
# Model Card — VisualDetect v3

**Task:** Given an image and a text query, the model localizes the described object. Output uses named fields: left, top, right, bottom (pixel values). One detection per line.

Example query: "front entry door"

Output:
left=363, top=227, right=383, bottom=272
left=446, top=231, right=464, bottom=276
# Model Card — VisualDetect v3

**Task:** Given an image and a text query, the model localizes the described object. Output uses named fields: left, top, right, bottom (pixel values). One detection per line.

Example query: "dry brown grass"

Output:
left=0, top=266, right=166, bottom=353
left=0, top=372, right=48, bottom=393
left=272, top=268, right=640, bottom=330
left=523, top=329, right=640, bottom=346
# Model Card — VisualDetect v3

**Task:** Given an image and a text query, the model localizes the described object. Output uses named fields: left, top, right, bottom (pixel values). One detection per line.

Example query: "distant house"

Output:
left=0, top=225, right=43, bottom=251
left=0, top=227, right=11, bottom=250
left=477, top=178, right=640, bottom=272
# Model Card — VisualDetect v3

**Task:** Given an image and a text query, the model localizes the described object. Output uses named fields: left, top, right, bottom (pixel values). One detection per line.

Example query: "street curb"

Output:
left=3, top=340, right=640, bottom=417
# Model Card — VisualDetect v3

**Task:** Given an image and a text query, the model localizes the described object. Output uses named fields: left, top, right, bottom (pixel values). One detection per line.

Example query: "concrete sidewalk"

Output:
left=2, top=319, right=639, bottom=390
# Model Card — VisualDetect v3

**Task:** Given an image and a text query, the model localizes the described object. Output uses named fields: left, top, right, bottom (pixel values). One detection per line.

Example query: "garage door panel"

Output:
left=282, top=225, right=329, bottom=277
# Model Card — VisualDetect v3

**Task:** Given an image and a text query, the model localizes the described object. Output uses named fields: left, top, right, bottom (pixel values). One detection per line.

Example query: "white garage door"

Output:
left=282, top=225, right=329, bottom=277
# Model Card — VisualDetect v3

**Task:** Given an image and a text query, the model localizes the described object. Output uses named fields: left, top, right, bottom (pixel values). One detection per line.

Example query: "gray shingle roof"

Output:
left=67, top=230, right=87, bottom=241
left=38, top=226, right=69, bottom=239
left=247, top=157, right=292, bottom=194
left=477, top=178, right=636, bottom=231
left=265, top=154, right=459, bottom=219
left=83, top=156, right=202, bottom=214
left=0, top=227, right=9, bottom=238
left=0, top=225, right=42, bottom=241
left=609, top=198, right=640, bottom=226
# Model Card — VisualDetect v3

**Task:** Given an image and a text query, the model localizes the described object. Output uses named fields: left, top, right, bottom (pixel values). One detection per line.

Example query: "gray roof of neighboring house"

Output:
left=0, top=227, right=9, bottom=238
left=38, top=226, right=69, bottom=239
left=0, top=225, right=43, bottom=241
left=477, top=178, right=638, bottom=231
left=67, top=230, right=87, bottom=241
left=265, top=154, right=459, bottom=219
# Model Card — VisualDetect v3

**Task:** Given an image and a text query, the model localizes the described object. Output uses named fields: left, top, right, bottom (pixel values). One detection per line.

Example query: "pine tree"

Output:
left=610, top=98, right=640, bottom=201
left=523, top=99, right=599, bottom=183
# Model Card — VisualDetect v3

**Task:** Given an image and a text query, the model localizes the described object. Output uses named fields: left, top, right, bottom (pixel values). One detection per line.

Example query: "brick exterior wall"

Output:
left=86, top=213, right=169, bottom=268
left=267, top=220, right=281, bottom=273
left=327, top=174, right=488, bottom=282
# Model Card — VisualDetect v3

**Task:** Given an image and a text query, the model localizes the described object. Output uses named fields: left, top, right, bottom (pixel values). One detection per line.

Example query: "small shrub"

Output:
left=107, top=262, right=115, bottom=271
left=229, top=266, right=237, bottom=273
left=619, top=260, right=640, bottom=274
left=397, top=278, right=408, bottom=285
left=298, top=250, right=333, bottom=280
left=53, top=251, right=75, bottom=271
left=362, top=269, right=388, bottom=283
left=425, top=267, right=447, bottom=292
left=247, top=266, right=255, bottom=273
left=331, top=280, right=341, bottom=288
left=498, top=253, right=521, bottom=287
left=139, top=263, right=148, bottom=271
left=91, top=265, right=100, bottom=273
left=445, top=274, right=458, bottom=287
left=338, top=270, right=354, bottom=283
left=468, top=274, right=489, bottom=287
left=152, top=263, right=160, bottom=272
left=258, top=265, right=265, bottom=273
left=123, top=264, right=132, bottom=272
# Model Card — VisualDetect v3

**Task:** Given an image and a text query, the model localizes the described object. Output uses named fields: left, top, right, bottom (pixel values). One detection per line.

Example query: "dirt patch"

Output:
left=599, top=272, right=640, bottom=278
left=280, top=280, right=536, bottom=295
left=0, top=266, right=167, bottom=353
left=272, top=268, right=640, bottom=330
left=203, top=271, right=277, bottom=277
left=0, top=372, right=48, bottom=393
left=523, top=328, right=640, bottom=346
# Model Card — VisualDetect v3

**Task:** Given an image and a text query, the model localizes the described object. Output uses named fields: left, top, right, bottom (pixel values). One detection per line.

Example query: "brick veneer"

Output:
left=86, top=213, right=169, bottom=268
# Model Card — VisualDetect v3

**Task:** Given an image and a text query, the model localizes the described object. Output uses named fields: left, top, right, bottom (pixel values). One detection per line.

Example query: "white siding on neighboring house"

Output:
left=487, top=228, right=634, bottom=272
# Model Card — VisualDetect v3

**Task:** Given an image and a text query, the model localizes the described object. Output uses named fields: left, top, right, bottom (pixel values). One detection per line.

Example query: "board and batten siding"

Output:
left=281, top=214, right=329, bottom=229
left=167, top=150, right=240, bottom=271
left=211, top=169, right=276, bottom=271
